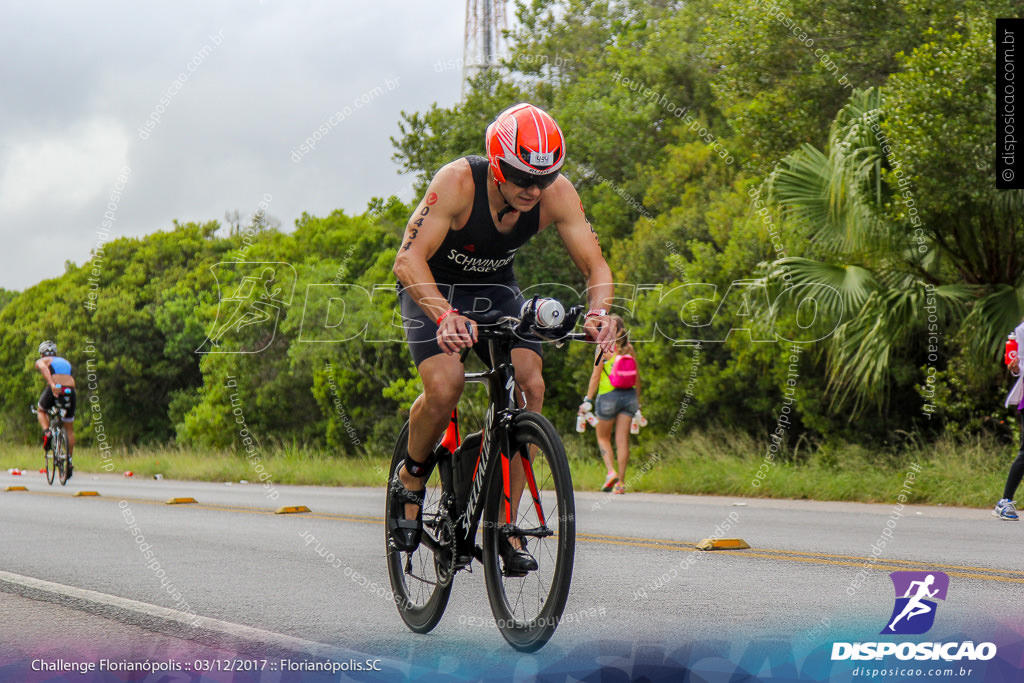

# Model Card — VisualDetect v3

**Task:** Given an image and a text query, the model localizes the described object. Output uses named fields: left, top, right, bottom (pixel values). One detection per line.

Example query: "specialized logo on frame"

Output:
left=880, top=571, right=948, bottom=635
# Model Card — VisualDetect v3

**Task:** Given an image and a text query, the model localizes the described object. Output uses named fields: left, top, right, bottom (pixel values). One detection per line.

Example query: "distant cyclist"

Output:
left=391, top=102, right=616, bottom=572
left=36, top=340, right=76, bottom=476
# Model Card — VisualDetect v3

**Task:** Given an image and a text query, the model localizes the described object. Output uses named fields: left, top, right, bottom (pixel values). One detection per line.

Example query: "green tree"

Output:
left=762, top=3, right=1024, bottom=430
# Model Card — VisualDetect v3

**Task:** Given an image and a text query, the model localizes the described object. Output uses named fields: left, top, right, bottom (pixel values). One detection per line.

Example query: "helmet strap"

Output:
left=495, top=182, right=518, bottom=221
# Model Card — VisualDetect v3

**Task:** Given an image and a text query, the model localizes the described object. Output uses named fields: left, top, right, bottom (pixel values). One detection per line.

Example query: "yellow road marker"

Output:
left=696, top=538, right=750, bottom=551
left=166, top=497, right=198, bottom=505
left=275, top=505, right=311, bottom=514
left=74, top=491, right=100, bottom=497
left=5, top=486, right=28, bottom=492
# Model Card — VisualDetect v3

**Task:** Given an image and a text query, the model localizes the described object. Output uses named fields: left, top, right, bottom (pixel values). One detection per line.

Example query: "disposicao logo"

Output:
left=881, top=571, right=948, bottom=635
left=831, top=570, right=997, bottom=662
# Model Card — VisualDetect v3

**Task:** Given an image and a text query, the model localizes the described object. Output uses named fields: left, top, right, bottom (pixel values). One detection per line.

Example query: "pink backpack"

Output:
left=607, top=354, right=637, bottom=388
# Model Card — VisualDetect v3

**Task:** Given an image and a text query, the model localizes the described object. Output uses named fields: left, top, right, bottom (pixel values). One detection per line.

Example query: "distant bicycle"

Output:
left=36, top=386, right=73, bottom=485
left=385, top=298, right=585, bottom=652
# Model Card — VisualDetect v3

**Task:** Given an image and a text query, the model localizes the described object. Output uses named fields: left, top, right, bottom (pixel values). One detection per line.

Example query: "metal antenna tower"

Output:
left=463, top=0, right=508, bottom=95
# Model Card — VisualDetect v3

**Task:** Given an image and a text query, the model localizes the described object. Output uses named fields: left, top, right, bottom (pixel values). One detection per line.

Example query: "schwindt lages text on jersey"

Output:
left=444, top=248, right=518, bottom=275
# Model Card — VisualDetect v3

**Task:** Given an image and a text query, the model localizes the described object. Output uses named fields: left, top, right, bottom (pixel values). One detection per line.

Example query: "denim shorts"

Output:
left=594, top=388, right=638, bottom=421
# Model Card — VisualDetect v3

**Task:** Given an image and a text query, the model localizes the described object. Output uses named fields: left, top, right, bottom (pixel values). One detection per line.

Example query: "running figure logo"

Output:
left=881, top=571, right=949, bottom=635
left=197, top=262, right=296, bottom=353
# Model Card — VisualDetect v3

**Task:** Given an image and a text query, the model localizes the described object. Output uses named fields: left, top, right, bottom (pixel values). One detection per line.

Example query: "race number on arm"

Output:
left=392, top=159, right=478, bottom=353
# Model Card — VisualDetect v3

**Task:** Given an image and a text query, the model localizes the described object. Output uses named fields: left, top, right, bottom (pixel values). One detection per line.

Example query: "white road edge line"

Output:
left=0, top=569, right=388, bottom=664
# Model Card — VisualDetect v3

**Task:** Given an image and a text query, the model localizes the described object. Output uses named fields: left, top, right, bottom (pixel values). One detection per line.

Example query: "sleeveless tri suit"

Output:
left=398, top=155, right=545, bottom=365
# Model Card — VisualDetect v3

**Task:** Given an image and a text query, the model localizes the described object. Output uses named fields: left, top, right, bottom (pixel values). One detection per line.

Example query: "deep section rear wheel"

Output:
left=54, top=427, right=69, bottom=486
left=385, top=421, right=453, bottom=633
left=482, top=411, right=575, bottom=652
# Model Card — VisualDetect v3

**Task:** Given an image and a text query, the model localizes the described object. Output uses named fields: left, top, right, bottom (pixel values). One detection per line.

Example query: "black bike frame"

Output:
left=455, top=336, right=518, bottom=540
left=49, top=406, right=67, bottom=446
left=415, top=303, right=584, bottom=567
left=422, top=330, right=548, bottom=565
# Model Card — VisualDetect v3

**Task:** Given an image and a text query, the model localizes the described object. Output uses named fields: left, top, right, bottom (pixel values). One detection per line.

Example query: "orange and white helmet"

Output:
left=485, top=103, right=565, bottom=188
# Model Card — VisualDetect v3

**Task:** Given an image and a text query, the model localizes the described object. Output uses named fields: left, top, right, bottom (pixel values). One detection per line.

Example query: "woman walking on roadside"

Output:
left=995, top=320, right=1024, bottom=520
left=580, top=315, right=641, bottom=494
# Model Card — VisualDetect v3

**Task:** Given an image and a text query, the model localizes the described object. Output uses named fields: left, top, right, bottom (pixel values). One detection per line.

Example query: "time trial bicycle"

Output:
left=385, top=298, right=585, bottom=652
left=38, top=385, right=73, bottom=485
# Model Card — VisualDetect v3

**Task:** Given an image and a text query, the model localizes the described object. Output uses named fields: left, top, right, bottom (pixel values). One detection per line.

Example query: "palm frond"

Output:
left=824, top=283, right=967, bottom=416
left=960, top=285, right=1024, bottom=361
left=769, top=257, right=878, bottom=312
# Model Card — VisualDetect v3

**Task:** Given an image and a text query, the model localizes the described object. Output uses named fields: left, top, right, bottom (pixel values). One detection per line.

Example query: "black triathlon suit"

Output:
left=399, top=155, right=544, bottom=366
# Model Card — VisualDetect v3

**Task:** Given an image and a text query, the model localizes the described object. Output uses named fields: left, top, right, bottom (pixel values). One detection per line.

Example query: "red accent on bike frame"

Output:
left=520, top=451, right=546, bottom=527
left=440, top=409, right=461, bottom=453
left=471, top=449, right=482, bottom=480
left=501, top=451, right=513, bottom=525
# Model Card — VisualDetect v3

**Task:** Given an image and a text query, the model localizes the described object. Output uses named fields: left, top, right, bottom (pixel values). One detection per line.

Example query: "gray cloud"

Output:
left=0, top=0, right=470, bottom=290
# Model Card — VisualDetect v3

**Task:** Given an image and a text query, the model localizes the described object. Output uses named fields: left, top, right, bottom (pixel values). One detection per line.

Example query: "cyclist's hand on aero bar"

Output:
left=584, top=313, right=616, bottom=355
left=437, top=312, right=478, bottom=355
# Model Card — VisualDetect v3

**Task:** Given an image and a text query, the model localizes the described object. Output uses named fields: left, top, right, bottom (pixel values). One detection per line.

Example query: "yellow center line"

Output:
left=22, top=490, right=1020, bottom=584
left=578, top=535, right=1024, bottom=584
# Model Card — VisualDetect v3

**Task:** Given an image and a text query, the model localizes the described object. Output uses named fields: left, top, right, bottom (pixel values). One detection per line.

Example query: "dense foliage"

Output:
left=2, top=0, right=1019, bottom=456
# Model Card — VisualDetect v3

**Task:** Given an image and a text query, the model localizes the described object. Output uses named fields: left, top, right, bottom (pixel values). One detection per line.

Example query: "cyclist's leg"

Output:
left=393, top=286, right=467, bottom=548
left=64, top=390, right=76, bottom=457
left=405, top=353, right=465, bottom=475
left=65, top=421, right=75, bottom=457
left=398, top=354, right=465, bottom=526
left=37, top=389, right=52, bottom=448
left=511, top=347, right=545, bottom=413
left=38, top=388, right=52, bottom=428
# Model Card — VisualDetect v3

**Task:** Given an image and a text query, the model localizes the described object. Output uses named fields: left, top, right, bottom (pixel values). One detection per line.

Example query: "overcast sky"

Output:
left=0, top=1, right=474, bottom=291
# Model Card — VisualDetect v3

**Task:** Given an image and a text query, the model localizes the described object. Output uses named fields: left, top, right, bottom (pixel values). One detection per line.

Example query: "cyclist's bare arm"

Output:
left=35, top=357, right=53, bottom=386
left=392, top=159, right=478, bottom=354
left=542, top=178, right=616, bottom=351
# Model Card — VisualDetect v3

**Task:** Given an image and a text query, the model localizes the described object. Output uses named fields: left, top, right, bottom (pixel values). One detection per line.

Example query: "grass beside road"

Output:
left=0, top=429, right=1010, bottom=509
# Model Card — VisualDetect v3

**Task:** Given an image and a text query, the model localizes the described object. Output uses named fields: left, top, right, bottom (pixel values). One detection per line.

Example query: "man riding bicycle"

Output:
left=390, top=102, right=615, bottom=573
left=36, top=340, right=76, bottom=478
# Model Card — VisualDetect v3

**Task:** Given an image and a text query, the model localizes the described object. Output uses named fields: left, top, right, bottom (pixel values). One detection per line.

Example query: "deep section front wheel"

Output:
left=385, top=420, right=453, bottom=634
left=482, top=411, right=575, bottom=652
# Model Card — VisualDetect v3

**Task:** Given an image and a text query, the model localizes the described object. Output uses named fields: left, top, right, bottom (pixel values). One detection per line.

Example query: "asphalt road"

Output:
left=1, top=467, right=1021, bottom=682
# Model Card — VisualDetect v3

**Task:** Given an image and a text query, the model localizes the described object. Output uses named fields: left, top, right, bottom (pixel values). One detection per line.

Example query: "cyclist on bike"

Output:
left=391, top=102, right=615, bottom=573
left=35, top=340, right=76, bottom=477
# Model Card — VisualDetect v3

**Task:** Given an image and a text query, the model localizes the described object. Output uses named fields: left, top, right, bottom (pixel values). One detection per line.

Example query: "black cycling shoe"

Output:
left=66, top=458, right=73, bottom=480
left=387, top=457, right=433, bottom=552
left=499, top=529, right=538, bottom=577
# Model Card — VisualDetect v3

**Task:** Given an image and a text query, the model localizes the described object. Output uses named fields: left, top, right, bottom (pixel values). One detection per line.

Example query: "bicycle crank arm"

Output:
left=419, top=531, right=447, bottom=557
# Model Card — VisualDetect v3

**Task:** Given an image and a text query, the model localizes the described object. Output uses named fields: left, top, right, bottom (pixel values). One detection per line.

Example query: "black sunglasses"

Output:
left=499, top=161, right=560, bottom=189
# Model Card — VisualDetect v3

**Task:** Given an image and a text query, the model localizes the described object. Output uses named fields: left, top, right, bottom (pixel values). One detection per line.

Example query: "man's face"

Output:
left=503, top=179, right=545, bottom=211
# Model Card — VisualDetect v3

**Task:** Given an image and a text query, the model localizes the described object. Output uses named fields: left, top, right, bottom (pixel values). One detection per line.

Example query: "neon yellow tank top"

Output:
left=597, top=356, right=617, bottom=396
